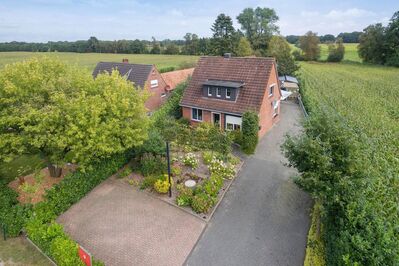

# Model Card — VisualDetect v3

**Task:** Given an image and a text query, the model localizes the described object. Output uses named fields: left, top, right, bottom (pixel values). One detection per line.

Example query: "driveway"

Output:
left=57, top=179, right=205, bottom=266
left=186, top=102, right=312, bottom=266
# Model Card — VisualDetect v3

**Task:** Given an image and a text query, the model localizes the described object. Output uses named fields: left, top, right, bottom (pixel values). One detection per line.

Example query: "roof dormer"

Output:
left=202, top=79, right=244, bottom=101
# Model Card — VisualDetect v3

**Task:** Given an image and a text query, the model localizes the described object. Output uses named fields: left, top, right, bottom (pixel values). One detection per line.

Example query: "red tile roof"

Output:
left=180, top=56, right=277, bottom=115
left=161, top=68, right=194, bottom=91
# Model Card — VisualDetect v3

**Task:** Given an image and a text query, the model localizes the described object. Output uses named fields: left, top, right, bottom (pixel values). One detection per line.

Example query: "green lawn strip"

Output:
left=0, top=237, right=52, bottom=266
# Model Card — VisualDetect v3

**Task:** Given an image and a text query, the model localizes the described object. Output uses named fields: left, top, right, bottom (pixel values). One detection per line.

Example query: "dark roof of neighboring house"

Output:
left=278, top=75, right=298, bottom=84
left=180, top=56, right=277, bottom=115
left=203, top=79, right=245, bottom=88
left=92, top=62, right=153, bottom=88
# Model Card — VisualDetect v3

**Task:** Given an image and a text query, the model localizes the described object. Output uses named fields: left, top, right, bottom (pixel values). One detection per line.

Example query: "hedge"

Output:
left=241, top=111, right=259, bottom=154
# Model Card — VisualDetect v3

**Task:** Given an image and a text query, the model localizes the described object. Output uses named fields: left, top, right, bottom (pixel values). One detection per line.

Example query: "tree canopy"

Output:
left=327, top=37, right=345, bottom=62
left=298, top=31, right=321, bottom=61
left=0, top=57, right=150, bottom=171
left=267, top=35, right=299, bottom=75
left=235, top=37, right=253, bottom=56
left=237, top=7, right=279, bottom=55
left=210, top=14, right=239, bottom=56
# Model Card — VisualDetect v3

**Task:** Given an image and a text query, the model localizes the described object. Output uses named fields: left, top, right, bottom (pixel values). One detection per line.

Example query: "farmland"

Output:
left=0, top=52, right=199, bottom=71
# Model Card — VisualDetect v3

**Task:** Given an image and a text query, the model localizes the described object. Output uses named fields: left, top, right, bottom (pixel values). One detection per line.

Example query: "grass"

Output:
left=0, top=51, right=199, bottom=71
left=0, top=237, right=52, bottom=266
left=0, top=154, right=45, bottom=183
left=290, top=43, right=361, bottom=62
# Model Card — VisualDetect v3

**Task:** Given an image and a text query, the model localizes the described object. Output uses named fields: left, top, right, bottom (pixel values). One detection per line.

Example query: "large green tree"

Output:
left=298, top=31, right=321, bottom=61
left=210, top=13, right=238, bottom=56
left=358, top=23, right=387, bottom=64
left=235, top=37, right=253, bottom=56
left=0, top=57, right=149, bottom=176
left=385, top=11, right=399, bottom=66
left=236, top=7, right=279, bottom=55
left=267, top=35, right=299, bottom=75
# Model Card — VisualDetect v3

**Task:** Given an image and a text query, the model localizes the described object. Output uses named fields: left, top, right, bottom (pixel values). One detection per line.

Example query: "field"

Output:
left=290, top=43, right=361, bottom=62
left=0, top=52, right=199, bottom=71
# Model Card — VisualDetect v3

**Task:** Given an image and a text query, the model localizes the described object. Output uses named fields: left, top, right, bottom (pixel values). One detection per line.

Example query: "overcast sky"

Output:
left=0, top=0, right=397, bottom=42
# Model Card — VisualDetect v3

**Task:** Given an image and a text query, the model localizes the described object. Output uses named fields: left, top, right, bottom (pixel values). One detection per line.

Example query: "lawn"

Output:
left=0, top=52, right=199, bottom=71
left=0, top=237, right=52, bottom=266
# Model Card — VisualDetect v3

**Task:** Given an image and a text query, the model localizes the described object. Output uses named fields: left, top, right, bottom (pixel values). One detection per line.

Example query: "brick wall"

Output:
left=258, top=63, right=281, bottom=137
left=144, top=67, right=168, bottom=112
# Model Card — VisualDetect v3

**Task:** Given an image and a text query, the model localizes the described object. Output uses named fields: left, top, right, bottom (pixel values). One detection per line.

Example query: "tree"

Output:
left=327, top=37, right=345, bottom=62
left=237, top=7, right=279, bottom=54
left=183, top=33, right=200, bottom=55
left=235, top=37, right=253, bottom=56
left=267, top=36, right=299, bottom=75
left=210, top=14, right=238, bottom=55
left=358, top=24, right=386, bottom=64
left=298, top=31, right=321, bottom=61
left=241, top=111, right=259, bottom=154
left=164, top=43, right=180, bottom=55
left=385, top=11, right=399, bottom=66
left=285, top=35, right=300, bottom=44
left=87, top=36, right=99, bottom=52
left=320, top=34, right=335, bottom=43
left=0, top=57, right=150, bottom=177
left=150, top=37, right=161, bottom=54
left=337, top=31, right=362, bottom=43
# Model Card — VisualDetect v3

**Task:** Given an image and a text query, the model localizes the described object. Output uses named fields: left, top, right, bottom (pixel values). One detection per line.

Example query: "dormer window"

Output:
left=226, top=88, right=231, bottom=99
left=216, top=87, right=221, bottom=98
left=207, top=86, right=212, bottom=96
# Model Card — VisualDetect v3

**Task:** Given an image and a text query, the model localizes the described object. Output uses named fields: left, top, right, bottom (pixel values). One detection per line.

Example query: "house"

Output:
left=279, top=75, right=299, bottom=99
left=161, top=68, right=194, bottom=91
left=180, top=55, right=282, bottom=137
left=92, top=60, right=168, bottom=112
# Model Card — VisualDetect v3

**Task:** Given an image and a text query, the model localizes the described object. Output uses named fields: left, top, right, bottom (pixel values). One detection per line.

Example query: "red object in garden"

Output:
left=78, top=245, right=92, bottom=266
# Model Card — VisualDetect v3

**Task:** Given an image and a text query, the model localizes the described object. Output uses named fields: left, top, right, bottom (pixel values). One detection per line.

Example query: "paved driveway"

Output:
left=186, top=102, right=312, bottom=266
left=57, top=179, right=205, bottom=266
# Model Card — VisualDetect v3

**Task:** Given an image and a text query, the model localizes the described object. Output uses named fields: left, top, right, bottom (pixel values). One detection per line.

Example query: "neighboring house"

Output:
left=92, top=60, right=168, bottom=112
left=161, top=68, right=194, bottom=91
left=279, top=75, right=299, bottom=99
left=180, top=55, right=282, bottom=137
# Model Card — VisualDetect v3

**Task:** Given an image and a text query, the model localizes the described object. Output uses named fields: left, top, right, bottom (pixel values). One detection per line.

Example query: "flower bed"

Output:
left=123, top=149, right=243, bottom=220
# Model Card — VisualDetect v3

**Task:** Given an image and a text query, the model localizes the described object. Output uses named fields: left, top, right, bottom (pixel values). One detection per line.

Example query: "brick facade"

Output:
left=144, top=67, right=168, bottom=112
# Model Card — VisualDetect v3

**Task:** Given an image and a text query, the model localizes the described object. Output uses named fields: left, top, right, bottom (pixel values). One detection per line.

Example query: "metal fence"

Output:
left=298, top=95, right=308, bottom=118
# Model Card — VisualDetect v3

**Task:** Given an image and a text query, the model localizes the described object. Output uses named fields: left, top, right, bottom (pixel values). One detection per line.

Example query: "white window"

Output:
left=225, top=115, right=242, bottom=131
left=272, top=100, right=279, bottom=117
left=226, top=88, right=231, bottom=99
left=192, top=108, right=203, bottom=121
left=150, top=79, right=158, bottom=88
left=269, top=84, right=275, bottom=97
left=207, top=86, right=212, bottom=96
left=216, top=87, right=221, bottom=97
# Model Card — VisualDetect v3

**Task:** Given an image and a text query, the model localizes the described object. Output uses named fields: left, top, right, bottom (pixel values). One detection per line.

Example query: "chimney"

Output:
left=224, top=53, right=232, bottom=58
left=122, top=58, right=129, bottom=63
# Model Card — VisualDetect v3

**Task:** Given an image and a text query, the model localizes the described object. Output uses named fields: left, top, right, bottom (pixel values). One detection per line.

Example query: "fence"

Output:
left=298, top=95, right=308, bottom=118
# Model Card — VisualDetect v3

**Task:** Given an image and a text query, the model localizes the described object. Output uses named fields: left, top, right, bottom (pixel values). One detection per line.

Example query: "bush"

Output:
left=153, top=174, right=172, bottom=194
left=140, top=175, right=158, bottom=190
left=138, top=129, right=165, bottom=156
left=183, top=153, right=199, bottom=169
left=158, top=66, right=175, bottom=73
left=139, top=153, right=167, bottom=177
left=241, top=111, right=259, bottom=154
left=191, top=192, right=215, bottom=214
left=208, top=158, right=235, bottom=180
left=50, top=237, right=84, bottom=266
left=118, top=167, right=132, bottom=178
left=176, top=184, right=193, bottom=206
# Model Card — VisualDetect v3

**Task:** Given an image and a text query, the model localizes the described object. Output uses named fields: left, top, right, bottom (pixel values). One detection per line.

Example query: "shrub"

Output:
left=176, top=184, right=193, bottom=206
left=191, top=192, right=215, bottom=214
left=183, top=153, right=199, bottom=169
left=241, top=111, right=259, bottom=154
left=50, top=237, right=84, bottom=266
left=139, top=153, right=167, bottom=177
left=159, top=66, right=175, bottom=73
left=138, top=129, right=165, bottom=156
left=153, top=174, right=172, bottom=194
left=140, top=175, right=158, bottom=190
left=208, top=158, right=235, bottom=180
left=118, top=167, right=132, bottom=178
left=202, top=151, right=214, bottom=165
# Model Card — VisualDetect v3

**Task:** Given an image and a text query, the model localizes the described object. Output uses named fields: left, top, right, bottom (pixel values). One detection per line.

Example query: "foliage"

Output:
left=176, top=184, right=193, bottom=206
left=267, top=35, right=299, bottom=75
left=304, top=202, right=326, bottom=266
left=140, top=175, right=158, bottom=190
left=298, top=31, right=321, bottom=61
left=19, top=182, right=39, bottom=194
left=138, top=129, right=165, bottom=156
left=191, top=192, right=215, bottom=214
left=289, top=62, right=399, bottom=265
left=326, top=38, right=345, bottom=62
left=235, top=37, right=253, bottom=56
left=358, top=23, right=387, bottom=64
left=202, top=151, right=214, bottom=165
left=210, top=14, right=239, bottom=56
left=153, top=174, right=172, bottom=194
left=236, top=7, right=279, bottom=54
left=191, top=123, right=232, bottom=155
left=0, top=57, right=149, bottom=170
left=208, top=158, right=235, bottom=180
left=164, top=43, right=180, bottom=55
left=183, top=153, right=199, bottom=169
left=385, top=11, right=399, bottom=66
left=241, top=111, right=259, bottom=154
left=139, top=153, right=166, bottom=177
left=202, top=174, right=223, bottom=197
left=336, top=31, right=362, bottom=43
left=118, top=167, right=132, bottom=178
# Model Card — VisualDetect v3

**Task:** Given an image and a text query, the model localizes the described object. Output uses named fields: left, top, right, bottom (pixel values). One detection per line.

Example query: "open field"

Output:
left=290, top=43, right=361, bottom=62
left=0, top=52, right=199, bottom=71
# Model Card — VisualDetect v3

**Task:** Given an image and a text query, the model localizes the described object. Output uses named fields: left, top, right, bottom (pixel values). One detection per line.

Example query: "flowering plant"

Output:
left=183, top=153, right=199, bottom=169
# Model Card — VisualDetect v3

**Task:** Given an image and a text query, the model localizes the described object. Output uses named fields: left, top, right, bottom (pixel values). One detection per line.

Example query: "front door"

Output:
left=213, top=113, right=221, bottom=128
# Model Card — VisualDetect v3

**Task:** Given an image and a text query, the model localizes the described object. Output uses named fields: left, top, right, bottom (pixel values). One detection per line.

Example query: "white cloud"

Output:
left=325, top=8, right=375, bottom=19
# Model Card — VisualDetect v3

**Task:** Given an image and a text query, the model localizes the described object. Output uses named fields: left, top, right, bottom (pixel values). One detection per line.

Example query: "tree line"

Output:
left=286, top=31, right=361, bottom=44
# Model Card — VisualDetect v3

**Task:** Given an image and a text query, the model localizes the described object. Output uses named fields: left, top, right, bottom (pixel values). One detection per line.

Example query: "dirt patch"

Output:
left=8, top=164, right=77, bottom=204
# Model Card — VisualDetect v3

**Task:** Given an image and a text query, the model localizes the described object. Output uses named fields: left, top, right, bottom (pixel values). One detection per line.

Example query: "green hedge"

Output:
left=23, top=151, right=132, bottom=266
left=241, top=111, right=259, bottom=154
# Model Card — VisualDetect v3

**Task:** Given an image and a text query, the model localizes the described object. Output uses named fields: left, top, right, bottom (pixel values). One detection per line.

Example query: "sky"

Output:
left=0, top=0, right=397, bottom=42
